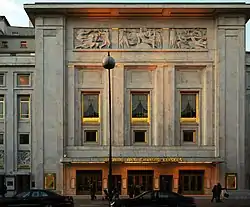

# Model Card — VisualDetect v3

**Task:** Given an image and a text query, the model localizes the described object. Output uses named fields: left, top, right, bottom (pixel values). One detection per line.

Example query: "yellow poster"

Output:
left=44, top=173, right=56, bottom=190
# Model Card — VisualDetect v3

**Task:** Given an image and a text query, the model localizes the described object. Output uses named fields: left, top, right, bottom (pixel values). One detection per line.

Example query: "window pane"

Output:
left=0, top=134, right=3, bottom=144
left=20, top=102, right=29, bottom=118
left=134, top=131, right=146, bottom=142
left=0, top=75, right=4, bottom=86
left=83, top=94, right=99, bottom=118
left=19, top=134, right=29, bottom=144
left=17, top=74, right=30, bottom=86
left=183, top=130, right=194, bottom=142
left=0, top=102, right=4, bottom=118
left=85, top=130, right=97, bottom=142
left=131, top=93, right=148, bottom=118
left=181, top=94, right=196, bottom=118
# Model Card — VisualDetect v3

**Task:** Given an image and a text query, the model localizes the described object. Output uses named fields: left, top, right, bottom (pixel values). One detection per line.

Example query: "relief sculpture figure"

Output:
left=74, top=29, right=111, bottom=49
left=119, top=28, right=162, bottom=49
left=170, top=28, right=207, bottom=49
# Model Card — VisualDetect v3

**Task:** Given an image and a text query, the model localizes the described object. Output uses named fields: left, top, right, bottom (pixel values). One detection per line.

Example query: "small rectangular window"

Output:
left=183, top=130, right=196, bottom=142
left=17, top=74, right=31, bottom=86
left=131, top=92, right=150, bottom=123
left=82, top=93, right=100, bottom=122
left=0, top=41, right=8, bottom=48
left=19, top=134, right=29, bottom=144
left=0, top=96, right=4, bottom=119
left=0, top=74, right=5, bottom=86
left=0, top=134, right=4, bottom=144
left=134, top=130, right=147, bottom=143
left=180, top=92, right=199, bottom=122
left=18, top=95, right=30, bottom=119
left=85, top=130, right=97, bottom=142
left=20, top=41, right=27, bottom=48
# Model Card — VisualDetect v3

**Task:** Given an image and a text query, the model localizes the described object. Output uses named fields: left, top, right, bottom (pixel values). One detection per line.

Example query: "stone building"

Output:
left=1, top=2, right=250, bottom=196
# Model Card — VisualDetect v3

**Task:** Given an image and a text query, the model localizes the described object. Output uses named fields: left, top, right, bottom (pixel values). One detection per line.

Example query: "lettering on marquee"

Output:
left=104, top=157, right=183, bottom=163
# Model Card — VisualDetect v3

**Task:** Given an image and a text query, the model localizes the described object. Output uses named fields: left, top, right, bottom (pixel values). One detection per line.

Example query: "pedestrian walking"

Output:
left=216, top=182, right=222, bottom=202
left=211, top=184, right=217, bottom=202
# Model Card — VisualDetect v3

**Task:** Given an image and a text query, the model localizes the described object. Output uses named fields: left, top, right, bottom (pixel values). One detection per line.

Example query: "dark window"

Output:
left=40, top=192, right=48, bottom=197
left=85, top=130, right=97, bottom=142
left=0, top=134, right=3, bottom=144
left=0, top=74, right=4, bottom=86
left=183, top=130, right=195, bottom=142
left=0, top=41, right=8, bottom=48
left=131, top=93, right=149, bottom=119
left=134, top=130, right=146, bottom=143
left=19, top=134, right=29, bottom=144
left=181, top=93, right=197, bottom=118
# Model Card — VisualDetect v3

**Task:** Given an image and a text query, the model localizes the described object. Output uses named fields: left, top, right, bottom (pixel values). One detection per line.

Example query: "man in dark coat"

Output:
left=211, top=184, right=217, bottom=202
left=216, top=183, right=222, bottom=202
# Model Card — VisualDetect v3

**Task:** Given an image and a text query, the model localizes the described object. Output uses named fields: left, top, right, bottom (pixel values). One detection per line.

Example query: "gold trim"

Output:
left=82, top=92, right=100, bottom=123
left=180, top=92, right=199, bottom=123
left=131, top=92, right=150, bottom=123
left=19, top=96, right=30, bottom=120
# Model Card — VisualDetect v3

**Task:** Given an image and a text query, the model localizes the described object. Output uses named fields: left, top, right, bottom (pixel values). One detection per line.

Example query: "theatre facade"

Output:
left=23, top=2, right=249, bottom=195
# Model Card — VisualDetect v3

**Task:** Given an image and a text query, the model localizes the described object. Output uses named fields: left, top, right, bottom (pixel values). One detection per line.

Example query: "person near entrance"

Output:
left=89, top=181, right=96, bottom=200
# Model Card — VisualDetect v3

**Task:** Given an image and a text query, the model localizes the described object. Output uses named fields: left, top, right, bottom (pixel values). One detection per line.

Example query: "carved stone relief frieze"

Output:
left=0, top=150, right=4, bottom=168
left=169, top=28, right=207, bottom=49
left=17, top=150, right=31, bottom=169
left=74, top=29, right=111, bottom=49
left=118, top=28, right=162, bottom=49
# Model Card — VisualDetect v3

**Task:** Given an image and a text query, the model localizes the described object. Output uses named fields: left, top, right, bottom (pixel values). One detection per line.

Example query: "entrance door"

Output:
left=179, top=170, right=204, bottom=195
left=160, top=175, right=173, bottom=192
left=127, top=170, right=154, bottom=195
left=112, top=175, right=121, bottom=194
left=16, top=175, right=30, bottom=194
left=76, top=170, right=102, bottom=195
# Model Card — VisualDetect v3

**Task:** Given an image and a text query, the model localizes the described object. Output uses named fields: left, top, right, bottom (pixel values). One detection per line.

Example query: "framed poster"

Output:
left=70, top=178, right=75, bottom=189
left=225, top=173, right=237, bottom=190
left=44, top=173, right=56, bottom=190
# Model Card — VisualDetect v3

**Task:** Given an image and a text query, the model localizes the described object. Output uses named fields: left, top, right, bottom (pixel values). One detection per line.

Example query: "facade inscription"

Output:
left=170, top=28, right=207, bottom=49
left=118, top=28, right=162, bottom=49
left=74, top=29, right=111, bottom=49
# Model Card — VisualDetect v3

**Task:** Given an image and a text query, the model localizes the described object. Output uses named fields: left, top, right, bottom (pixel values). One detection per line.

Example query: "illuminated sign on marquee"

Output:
left=104, top=157, right=183, bottom=163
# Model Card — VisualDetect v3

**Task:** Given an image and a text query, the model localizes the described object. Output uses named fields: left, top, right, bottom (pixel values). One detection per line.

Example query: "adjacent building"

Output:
left=1, top=2, right=250, bottom=196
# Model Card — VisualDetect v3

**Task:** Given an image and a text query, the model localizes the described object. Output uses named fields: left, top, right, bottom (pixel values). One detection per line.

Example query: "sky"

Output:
left=1, top=0, right=250, bottom=50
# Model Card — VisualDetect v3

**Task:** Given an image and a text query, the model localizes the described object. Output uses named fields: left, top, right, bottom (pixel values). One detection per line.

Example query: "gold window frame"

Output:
left=0, top=96, right=5, bottom=119
left=81, top=92, right=100, bottom=123
left=180, top=92, right=199, bottom=123
left=131, top=92, right=150, bottom=123
left=84, top=130, right=98, bottom=143
left=225, top=173, right=237, bottom=190
left=19, top=96, right=30, bottom=120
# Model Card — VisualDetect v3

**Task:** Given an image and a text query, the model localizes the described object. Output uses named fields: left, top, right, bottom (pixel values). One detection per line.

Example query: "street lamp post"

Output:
left=102, top=52, right=116, bottom=205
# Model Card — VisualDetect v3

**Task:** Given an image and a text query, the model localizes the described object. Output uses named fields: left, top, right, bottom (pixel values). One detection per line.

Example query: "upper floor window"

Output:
left=0, top=96, right=4, bottom=119
left=131, top=92, right=150, bottom=123
left=17, top=74, right=31, bottom=87
left=20, top=41, right=27, bottom=48
left=18, top=95, right=30, bottom=120
left=0, top=41, right=8, bottom=48
left=19, top=133, right=30, bottom=145
left=0, top=74, right=5, bottom=86
left=180, top=92, right=199, bottom=123
left=82, top=93, right=100, bottom=122
left=0, top=134, right=4, bottom=145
